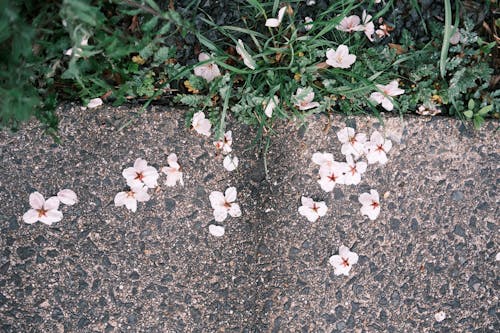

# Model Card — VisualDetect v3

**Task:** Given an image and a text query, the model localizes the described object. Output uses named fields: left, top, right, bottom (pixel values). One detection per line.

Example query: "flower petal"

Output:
left=23, top=209, right=39, bottom=224
left=40, top=210, right=63, bottom=225
left=214, top=208, right=228, bottom=222
left=29, top=192, right=45, bottom=210
left=208, top=224, right=225, bottom=237
left=209, top=191, right=225, bottom=210
left=57, top=189, right=78, bottom=206
left=225, top=187, right=237, bottom=203
left=44, top=197, right=60, bottom=211
left=228, top=203, right=242, bottom=217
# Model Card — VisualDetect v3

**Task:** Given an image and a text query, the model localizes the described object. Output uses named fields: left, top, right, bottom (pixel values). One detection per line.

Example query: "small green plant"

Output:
left=463, top=99, right=494, bottom=129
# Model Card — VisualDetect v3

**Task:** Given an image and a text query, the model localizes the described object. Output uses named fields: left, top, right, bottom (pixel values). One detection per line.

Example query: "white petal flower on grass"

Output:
left=311, top=152, right=334, bottom=168
left=326, top=45, right=356, bottom=69
left=304, top=17, right=314, bottom=31
left=293, top=87, right=320, bottom=111
left=87, top=98, right=103, bottom=109
left=362, top=10, right=375, bottom=41
left=223, top=155, right=239, bottom=172
left=114, top=185, right=150, bottom=213
left=122, top=158, right=159, bottom=189
left=364, top=131, right=392, bottom=165
left=64, top=35, right=89, bottom=58
left=57, top=189, right=78, bottom=206
left=336, top=15, right=364, bottom=33
left=344, top=155, right=367, bottom=185
left=298, top=196, right=327, bottom=222
left=359, top=189, right=381, bottom=220
left=208, top=224, right=225, bottom=237
left=369, top=80, right=405, bottom=111
left=235, top=39, right=256, bottom=70
left=209, top=187, right=242, bottom=222
left=23, top=192, right=63, bottom=225
left=329, top=245, right=359, bottom=276
left=214, top=130, right=233, bottom=154
left=193, top=53, right=221, bottom=83
left=265, top=6, right=287, bottom=28
left=318, top=162, right=347, bottom=192
left=192, top=111, right=212, bottom=137
left=161, top=153, right=183, bottom=187
left=264, top=95, right=279, bottom=118
left=337, top=127, right=367, bottom=158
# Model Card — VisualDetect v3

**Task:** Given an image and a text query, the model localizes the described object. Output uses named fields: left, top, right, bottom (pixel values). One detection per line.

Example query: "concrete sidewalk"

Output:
left=0, top=103, right=498, bottom=332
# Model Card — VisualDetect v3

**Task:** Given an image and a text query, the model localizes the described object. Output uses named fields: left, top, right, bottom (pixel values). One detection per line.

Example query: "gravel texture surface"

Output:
left=0, top=104, right=498, bottom=332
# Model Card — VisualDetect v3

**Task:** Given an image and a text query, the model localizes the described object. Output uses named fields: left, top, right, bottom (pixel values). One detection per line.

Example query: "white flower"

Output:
left=22, top=192, right=63, bottom=225
left=208, top=224, right=225, bottom=237
left=337, top=127, right=367, bottom=158
left=192, top=111, right=212, bottom=137
left=114, top=185, right=150, bottom=213
left=57, top=189, right=78, bottom=205
left=369, top=80, right=405, bottom=111
left=434, top=311, right=446, bottom=322
left=209, top=187, right=242, bottom=222
left=214, top=130, right=233, bottom=154
left=264, top=95, right=279, bottom=118
left=223, top=155, right=239, bottom=172
left=265, top=6, right=287, bottom=28
left=122, top=158, right=159, bottom=189
left=336, top=15, right=364, bottom=33
left=161, top=153, right=183, bottom=187
left=318, top=162, right=347, bottom=192
left=329, top=245, right=359, bottom=276
left=343, top=155, right=367, bottom=185
left=362, top=10, right=375, bottom=41
left=193, top=53, right=221, bottom=82
left=359, top=189, right=381, bottom=220
left=304, top=17, right=314, bottom=31
left=294, top=87, right=320, bottom=111
left=326, top=45, right=356, bottom=69
left=235, top=39, right=256, bottom=70
left=364, top=131, right=392, bottom=165
left=87, top=98, right=103, bottom=109
left=298, top=196, right=327, bottom=222
left=64, top=35, right=89, bottom=58
left=311, top=152, right=334, bottom=168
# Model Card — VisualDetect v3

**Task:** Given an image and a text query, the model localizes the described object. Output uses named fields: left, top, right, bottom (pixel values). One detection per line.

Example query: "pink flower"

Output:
left=194, top=53, right=221, bottom=82
left=369, top=80, right=404, bottom=111
left=122, top=158, right=159, bottom=189
left=298, top=196, right=328, bottom=222
left=223, top=155, right=239, bottom=172
left=209, top=187, right=242, bottom=222
left=114, top=185, right=150, bottom=212
left=214, top=130, right=233, bottom=154
left=343, top=155, right=367, bottom=185
left=235, top=39, right=256, bottom=70
left=336, top=15, right=364, bottom=33
left=362, top=10, right=375, bottom=41
left=294, top=87, right=320, bottom=111
left=336, top=127, right=367, bottom=158
left=264, top=95, right=279, bottom=118
left=161, top=153, right=183, bottom=186
left=364, top=131, right=392, bottom=165
left=318, top=162, right=347, bottom=192
left=326, top=45, right=356, bottom=69
left=192, top=111, right=212, bottom=137
left=22, top=192, right=63, bottom=225
left=329, top=245, right=359, bottom=276
left=208, top=224, right=225, bottom=237
left=311, top=152, right=334, bottom=168
left=359, top=189, right=381, bottom=220
left=304, top=17, right=314, bottom=31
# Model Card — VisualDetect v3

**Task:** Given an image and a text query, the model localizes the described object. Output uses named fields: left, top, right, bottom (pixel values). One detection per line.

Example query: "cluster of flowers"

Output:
left=298, top=127, right=392, bottom=275
left=190, top=110, right=242, bottom=236
left=23, top=189, right=78, bottom=225
left=114, top=156, right=183, bottom=212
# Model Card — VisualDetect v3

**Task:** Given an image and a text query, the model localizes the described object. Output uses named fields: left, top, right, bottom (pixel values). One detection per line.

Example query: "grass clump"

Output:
left=0, top=0, right=498, bottom=137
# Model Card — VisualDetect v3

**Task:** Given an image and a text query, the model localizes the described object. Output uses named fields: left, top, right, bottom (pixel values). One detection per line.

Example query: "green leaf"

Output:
left=473, top=115, right=484, bottom=129
left=463, top=110, right=474, bottom=118
left=142, top=16, right=159, bottom=32
left=467, top=99, right=475, bottom=110
left=477, top=105, right=493, bottom=116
